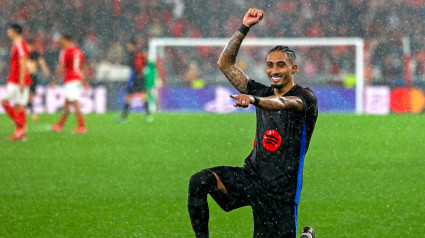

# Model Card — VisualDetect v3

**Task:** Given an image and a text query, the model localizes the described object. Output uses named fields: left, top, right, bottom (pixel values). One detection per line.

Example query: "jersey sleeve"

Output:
left=246, top=79, right=271, bottom=97
left=296, top=88, right=318, bottom=119
left=16, top=41, right=26, bottom=57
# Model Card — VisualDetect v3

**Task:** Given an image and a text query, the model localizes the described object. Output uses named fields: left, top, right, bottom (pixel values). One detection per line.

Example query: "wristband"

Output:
left=253, top=96, right=260, bottom=106
left=238, top=24, right=250, bottom=35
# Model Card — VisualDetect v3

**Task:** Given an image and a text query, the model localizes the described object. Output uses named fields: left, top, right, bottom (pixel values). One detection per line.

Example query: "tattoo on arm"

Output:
left=217, top=31, right=249, bottom=93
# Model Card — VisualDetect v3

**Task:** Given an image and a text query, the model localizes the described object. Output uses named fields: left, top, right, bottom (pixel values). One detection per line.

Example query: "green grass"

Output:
left=0, top=113, right=424, bottom=237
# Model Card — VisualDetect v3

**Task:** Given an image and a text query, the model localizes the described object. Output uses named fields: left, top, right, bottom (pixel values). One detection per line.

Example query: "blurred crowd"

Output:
left=0, top=0, right=425, bottom=87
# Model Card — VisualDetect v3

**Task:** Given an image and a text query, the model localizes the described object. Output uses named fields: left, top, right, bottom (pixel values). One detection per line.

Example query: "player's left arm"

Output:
left=38, top=57, right=51, bottom=77
left=230, top=94, right=304, bottom=111
left=50, top=64, right=64, bottom=87
left=18, top=56, right=28, bottom=92
left=81, top=61, right=90, bottom=89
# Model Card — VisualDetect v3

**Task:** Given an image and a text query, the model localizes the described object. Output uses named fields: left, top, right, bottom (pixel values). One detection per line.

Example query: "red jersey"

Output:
left=59, top=46, right=86, bottom=83
left=8, top=39, right=31, bottom=86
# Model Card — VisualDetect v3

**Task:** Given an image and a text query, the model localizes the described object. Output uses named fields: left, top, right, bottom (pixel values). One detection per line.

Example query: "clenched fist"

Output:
left=242, top=8, right=264, bottom=28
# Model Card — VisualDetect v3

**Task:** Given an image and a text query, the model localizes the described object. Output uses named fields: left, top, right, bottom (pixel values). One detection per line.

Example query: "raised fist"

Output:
left=242, top=8, right=264, bottom=28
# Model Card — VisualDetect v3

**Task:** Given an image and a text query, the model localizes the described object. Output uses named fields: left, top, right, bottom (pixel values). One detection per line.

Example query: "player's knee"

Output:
left=1, top=99, right=8, bottom=106
left=188, top=170, right=215, bottom=196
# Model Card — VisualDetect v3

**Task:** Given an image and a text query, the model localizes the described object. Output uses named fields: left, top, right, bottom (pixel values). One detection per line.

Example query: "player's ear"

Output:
left=292, top=64, right=298, bottom=74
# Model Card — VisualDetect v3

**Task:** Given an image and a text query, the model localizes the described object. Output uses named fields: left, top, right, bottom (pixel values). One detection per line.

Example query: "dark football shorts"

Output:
left=209, top=166, right=298, bottom=238
left=29, top=74, right=38, bottom=94
left=127, top=70, right=146, bottom=93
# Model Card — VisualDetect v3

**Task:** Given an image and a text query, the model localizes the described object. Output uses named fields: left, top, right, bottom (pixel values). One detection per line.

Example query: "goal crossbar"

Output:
left=149, top=37, right=365, bottom=114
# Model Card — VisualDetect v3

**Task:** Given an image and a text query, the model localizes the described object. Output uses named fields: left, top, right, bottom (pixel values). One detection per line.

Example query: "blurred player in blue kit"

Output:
left=116, top=39, right=151, bottom=123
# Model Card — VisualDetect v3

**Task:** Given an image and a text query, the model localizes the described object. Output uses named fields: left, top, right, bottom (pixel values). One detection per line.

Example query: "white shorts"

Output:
left=2, top=83, right=29, bottom=105
left=64, top=81, right=82, bottom=102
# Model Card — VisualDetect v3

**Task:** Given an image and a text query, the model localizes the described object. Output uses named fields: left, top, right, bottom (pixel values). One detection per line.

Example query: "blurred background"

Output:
left=0, top=0, right=424, bottom=114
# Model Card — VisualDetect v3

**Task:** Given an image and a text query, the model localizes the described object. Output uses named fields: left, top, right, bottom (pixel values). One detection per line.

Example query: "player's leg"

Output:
left=27, top=91, right=34, bottom=114
left=140, top=92, right=149, bottom=114
left=135, top=76, right=150, bottom=116
left=117, top=70, right=135, bottom=122
left=16, top=86, right=29, bottom=131
left=252, top=201, right=297, bottom=238
left=53, top=82, right=74, bottom=132
left=188, top=166, right=250, bottom=237
left=1, top=84, right=22, bottom=129
left=4, top=85, right=29, bottom=141
left=72, top=99, right=87, bottom=134
left=27, top=74, right=38, bottom=121
left=140, top=91, right=153, bottom=123
left=52, top=99, right=70, bottom=132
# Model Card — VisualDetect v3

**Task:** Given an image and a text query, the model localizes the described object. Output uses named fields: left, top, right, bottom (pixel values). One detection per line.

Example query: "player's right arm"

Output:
left=81, top=61, right=90, bottom=89
left=50, top=64, right=64, bottom=87
left=217, top=8, right=264, bottom=93
left=50, top=51, right=65, bottom=87
left=38, top=56, right=51, bottom=77
left=18, top=56, right=28, bottom=92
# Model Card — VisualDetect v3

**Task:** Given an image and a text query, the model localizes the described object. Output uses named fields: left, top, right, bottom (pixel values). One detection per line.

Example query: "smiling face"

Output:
left=266, top=51, right=298, bottom=88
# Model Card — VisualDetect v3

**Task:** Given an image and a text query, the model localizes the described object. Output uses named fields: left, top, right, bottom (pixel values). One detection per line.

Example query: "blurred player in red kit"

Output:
left=1, top=23, right=31, bottom=141
left=50, top=34, right=88, bottom=134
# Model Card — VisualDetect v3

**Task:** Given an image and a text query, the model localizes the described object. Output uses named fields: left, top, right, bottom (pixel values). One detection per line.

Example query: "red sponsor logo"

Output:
left=262, top=130, right=282, bottom=151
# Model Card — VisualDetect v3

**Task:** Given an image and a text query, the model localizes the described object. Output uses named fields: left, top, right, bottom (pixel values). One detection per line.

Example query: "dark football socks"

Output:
left=144, top=101, right=150, bottom=115
left=188, top=169, right=217, bottom=238
left=122, top=103, right=129, bottom=118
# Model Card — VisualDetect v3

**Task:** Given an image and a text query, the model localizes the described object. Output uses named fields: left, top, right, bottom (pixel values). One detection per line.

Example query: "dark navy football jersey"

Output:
left=243, top=79, right=318, bottom=204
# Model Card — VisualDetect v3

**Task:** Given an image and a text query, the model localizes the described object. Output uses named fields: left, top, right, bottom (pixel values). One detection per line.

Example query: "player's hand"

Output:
left=49, top=81, right=56, bottom=88
left=242, top=8, right=264, bottom=28
left=19, top=83, right=25, bottom=93
left=230, top=94, right=254, bottom=108
left=83, top=82, right=90, bottom=90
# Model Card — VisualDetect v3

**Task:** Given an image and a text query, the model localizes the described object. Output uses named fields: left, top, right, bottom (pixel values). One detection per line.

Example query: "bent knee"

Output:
left=189, top=170, right=210, bottom=187
left=188, top=170, right=216, bottom=195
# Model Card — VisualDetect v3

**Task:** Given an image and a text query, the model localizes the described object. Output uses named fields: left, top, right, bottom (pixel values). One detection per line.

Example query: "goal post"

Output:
left=149, top=37, right=364, bottom=114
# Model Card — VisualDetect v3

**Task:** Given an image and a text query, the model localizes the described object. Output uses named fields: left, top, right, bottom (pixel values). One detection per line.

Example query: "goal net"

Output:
left=149, top=37, right=364, bottom=114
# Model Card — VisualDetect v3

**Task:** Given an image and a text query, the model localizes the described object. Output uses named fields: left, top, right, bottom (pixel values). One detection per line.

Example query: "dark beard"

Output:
left=271, top=72, right=292, bottom=90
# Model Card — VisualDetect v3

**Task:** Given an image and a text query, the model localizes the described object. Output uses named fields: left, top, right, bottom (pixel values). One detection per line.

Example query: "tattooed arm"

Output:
left=217, top=8, right=264, bottom=93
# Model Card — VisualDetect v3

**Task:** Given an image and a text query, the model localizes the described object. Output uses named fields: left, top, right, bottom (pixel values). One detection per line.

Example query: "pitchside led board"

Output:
left=0, top=86, right=107, bottom=114
left=159, top=86, right=425, bottom=114
left=0, top=85, right=423, bottom=114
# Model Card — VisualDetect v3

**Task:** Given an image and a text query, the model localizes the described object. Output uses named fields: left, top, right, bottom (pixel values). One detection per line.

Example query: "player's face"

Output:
left=127, top=43, right=135, bottom=52
left=60, top=38, right=68, bottom=48
left=266, top=51, right=297, bottom=87
left=7, top=28, right=16, bottom=40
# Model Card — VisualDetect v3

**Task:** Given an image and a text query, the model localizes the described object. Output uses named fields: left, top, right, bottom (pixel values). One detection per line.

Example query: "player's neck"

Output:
left=64, top=43, right=74, bottom=49
left=273, top=80, right=294, bottom=96
left=12, top=36, right=22, bottom=43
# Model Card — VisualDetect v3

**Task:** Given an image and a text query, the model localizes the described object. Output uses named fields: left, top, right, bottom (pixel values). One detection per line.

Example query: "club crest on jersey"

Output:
left=262, top=130, right=281, bottom=151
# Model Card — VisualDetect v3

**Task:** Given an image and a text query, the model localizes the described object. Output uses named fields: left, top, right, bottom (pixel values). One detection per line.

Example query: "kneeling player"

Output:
left=1, top=23, right=31, bottom=141
left=188, top=9, right=317, bottom=237
left=50, top=34, right=88, bottom=134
